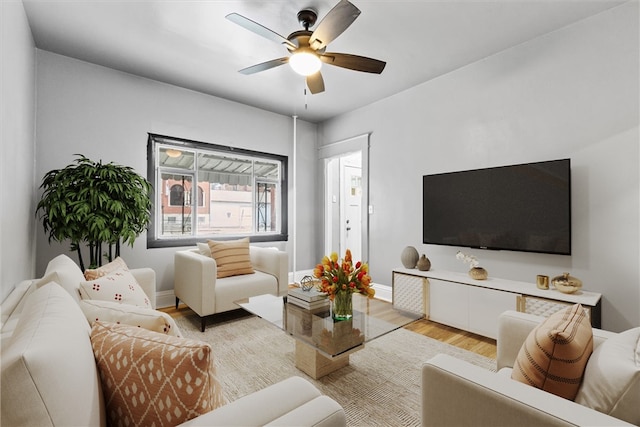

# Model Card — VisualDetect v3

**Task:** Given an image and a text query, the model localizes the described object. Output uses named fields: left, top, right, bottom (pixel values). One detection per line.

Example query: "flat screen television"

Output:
left=422, top=159, right=571, bottom=255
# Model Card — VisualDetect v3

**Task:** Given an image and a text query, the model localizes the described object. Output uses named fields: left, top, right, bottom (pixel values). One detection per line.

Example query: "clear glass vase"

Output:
left=332, top=290, right=353, bottom=321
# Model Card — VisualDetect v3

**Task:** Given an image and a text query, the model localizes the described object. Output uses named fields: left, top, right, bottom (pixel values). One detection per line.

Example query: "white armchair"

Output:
left=174, top=246, right=288, bottom=331
left=421, top=311, right=636, bottom=427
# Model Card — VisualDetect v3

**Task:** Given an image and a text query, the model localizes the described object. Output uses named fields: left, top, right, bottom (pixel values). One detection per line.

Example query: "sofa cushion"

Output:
left=1, top=282, right=104, bottom=426
left=80, top=299, right=181, bottom=337
left=44, top=254, right=86, bottom=303
left=91, top=321, right=226, bottom=427
left=79, top=269, right=151, bottom=308
left=207, top=238, right=254, bottom=279
left=84, top=256, right=128, bottom=280
left=574, top=327, right=640, bottom=425
left=511, top=303, right=593, bottom=400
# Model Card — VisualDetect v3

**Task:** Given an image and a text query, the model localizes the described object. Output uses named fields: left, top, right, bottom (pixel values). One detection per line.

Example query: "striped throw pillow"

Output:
left=511, top=303, right=593, bottom=400
left=207, top=238, right=255, bottom=279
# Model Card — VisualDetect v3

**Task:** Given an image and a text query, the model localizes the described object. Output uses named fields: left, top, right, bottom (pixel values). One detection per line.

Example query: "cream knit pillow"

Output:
left=574, top=327, right=640, bottom=424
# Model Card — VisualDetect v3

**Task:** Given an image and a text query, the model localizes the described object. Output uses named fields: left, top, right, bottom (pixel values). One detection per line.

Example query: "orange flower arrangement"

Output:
left=313, top=249, right=375, bottom=300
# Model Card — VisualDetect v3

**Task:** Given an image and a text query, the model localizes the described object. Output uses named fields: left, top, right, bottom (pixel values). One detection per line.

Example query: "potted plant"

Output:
left=36, top=155, right=152, bottom=270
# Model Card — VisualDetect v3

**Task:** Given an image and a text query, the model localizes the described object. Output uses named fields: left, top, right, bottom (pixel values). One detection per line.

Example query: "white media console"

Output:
left=392, top=268, right=602, bottom=340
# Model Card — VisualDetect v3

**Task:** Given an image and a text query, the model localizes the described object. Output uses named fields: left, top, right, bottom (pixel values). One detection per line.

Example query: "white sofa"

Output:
left=174, top=246, right=288, bottom=331
left=1, top=254, right=346, bottom=427
left=422, top=310, right=637, bottom=427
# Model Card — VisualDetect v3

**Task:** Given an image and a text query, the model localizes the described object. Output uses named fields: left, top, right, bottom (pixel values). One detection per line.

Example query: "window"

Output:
left=147, top=133, right=288, bottom=248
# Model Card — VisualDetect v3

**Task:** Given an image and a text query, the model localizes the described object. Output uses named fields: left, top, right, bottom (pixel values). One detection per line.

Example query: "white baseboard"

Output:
left=373, top=283, right=392, bottom=302
left=156, top=290, right=176, bottom=309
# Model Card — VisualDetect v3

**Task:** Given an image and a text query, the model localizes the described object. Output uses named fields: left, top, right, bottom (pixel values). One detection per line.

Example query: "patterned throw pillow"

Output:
left=79, top=299, right=181, bottom=337
left=207, top=238, right=255, bottom=279
left=90, top=322, right=226, bottom=427
left=511, top=303, right=593, bottom=400
left=79, top=269, right=151, bottom=308
left=84, top=257, right=128, bottom=281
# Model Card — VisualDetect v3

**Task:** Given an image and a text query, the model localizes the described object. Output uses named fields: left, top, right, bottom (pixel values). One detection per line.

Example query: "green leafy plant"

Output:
left=36, top=155, right=152, bottom=270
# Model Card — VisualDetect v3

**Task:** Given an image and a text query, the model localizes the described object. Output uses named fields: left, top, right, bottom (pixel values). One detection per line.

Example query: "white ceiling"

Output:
left=22, top=0, right=624, bottom=123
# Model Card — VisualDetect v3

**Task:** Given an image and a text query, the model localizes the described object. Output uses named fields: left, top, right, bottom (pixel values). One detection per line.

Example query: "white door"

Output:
left=341, top=160, right=362, bottom=262
left=321, top=134, right=369, bottom=265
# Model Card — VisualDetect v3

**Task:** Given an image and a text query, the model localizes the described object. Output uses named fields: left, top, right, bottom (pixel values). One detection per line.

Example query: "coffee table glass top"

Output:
left=235, top=292, right=423, bottom=358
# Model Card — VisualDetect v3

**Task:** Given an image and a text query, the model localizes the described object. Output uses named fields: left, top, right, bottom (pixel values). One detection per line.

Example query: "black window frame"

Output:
left=147, top=133, right=288, bottom=248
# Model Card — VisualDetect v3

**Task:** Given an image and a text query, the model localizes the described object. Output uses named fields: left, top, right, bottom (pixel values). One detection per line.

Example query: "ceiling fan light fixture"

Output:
left=166, top=149, right=182, bottom=158
left=289, top=50, right=322, bottom=76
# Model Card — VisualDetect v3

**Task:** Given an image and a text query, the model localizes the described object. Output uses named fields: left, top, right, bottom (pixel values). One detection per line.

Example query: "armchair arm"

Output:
left=174, top=250, right=217, bottom=317
left=422, top=354, right=633, bottom=427
left=249, top=247, right=289, bottom=294
left=130, top=268, right=156, bottom=309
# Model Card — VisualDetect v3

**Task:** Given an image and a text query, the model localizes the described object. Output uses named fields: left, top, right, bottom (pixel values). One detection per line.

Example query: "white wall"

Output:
left=34, top=51, right=318, bottom=297
left=319, top=2, right=639, bottom=332
left=0, top=1, right=37, bottom=302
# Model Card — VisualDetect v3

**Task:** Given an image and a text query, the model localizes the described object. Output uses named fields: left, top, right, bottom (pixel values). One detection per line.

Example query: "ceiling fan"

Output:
left=226, top=0, right=386, bottom=95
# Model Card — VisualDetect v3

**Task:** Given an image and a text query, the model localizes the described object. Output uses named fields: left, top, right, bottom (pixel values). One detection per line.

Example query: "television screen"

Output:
left=423, top=159, right=571, bottom=255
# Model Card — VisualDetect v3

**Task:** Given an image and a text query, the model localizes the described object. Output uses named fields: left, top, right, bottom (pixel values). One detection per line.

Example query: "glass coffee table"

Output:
left=235, top=292, right=423, bottom=379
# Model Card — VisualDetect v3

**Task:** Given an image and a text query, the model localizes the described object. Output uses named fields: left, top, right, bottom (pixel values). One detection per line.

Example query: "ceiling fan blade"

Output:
left=306, top=72, right=325, bottom=94
left=320, top=52, right=386, bottom=74
left=239, top=57, right=289, bottom=75
left=309, top=0, right=361, bottom=50
left=226, top=13, right=296, bottom=49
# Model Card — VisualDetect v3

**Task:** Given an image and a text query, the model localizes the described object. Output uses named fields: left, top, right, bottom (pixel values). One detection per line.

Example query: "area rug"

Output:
left=175, top=312, right=496, bottom=427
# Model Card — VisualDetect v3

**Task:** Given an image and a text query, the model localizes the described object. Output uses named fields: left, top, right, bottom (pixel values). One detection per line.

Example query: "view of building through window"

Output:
left=147, top=134, right=286, bottom=247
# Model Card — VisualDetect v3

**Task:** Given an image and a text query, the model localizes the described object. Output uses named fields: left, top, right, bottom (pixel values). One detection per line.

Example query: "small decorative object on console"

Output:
left=300, top=275, right=316, bottom=291
left=400, top=246, right=419, bottom=269
left=536, top=274, right=550, bottom=290
left=468, top=267, right=488, bottom=280
left=551, top=272, right=583, bottom=294
left=417, top=254, right=431, bottom=271
left=456, top=251, right=488, bottom=280
left=314, top=249, right=374, bottom=321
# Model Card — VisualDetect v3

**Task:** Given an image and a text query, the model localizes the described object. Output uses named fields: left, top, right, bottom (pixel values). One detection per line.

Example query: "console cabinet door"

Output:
left=428, top=279, right=468, bottom=330
left=467, top=286, right=518, bottom=339
left=392, top=273, right=427, bottom=315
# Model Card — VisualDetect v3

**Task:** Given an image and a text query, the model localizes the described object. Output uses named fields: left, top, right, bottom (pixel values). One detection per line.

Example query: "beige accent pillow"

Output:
left=79, top=269, right=151, bottom=308
left=207, top=238, right=255, bottom=279
left=91, top=321, right=226, bottom=426
left=574, top=327, right=640, bottom=425
left=84, top=256, right=128, bottom=280
left=511, top=303, right=593, bottom=400
left=79, top=299, right=182, bottom=337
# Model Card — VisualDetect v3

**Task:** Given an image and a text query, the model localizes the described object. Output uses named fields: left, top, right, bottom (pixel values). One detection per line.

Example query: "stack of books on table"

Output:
left=287, top=287, right=330, bottom=312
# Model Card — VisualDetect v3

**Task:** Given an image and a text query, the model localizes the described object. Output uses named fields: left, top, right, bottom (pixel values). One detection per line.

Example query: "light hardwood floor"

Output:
left=161, top=302, right=497, bottom=359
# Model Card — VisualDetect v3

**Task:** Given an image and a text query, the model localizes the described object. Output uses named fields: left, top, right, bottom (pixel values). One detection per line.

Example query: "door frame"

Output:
left=319, top=133, right=370, bottom=263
